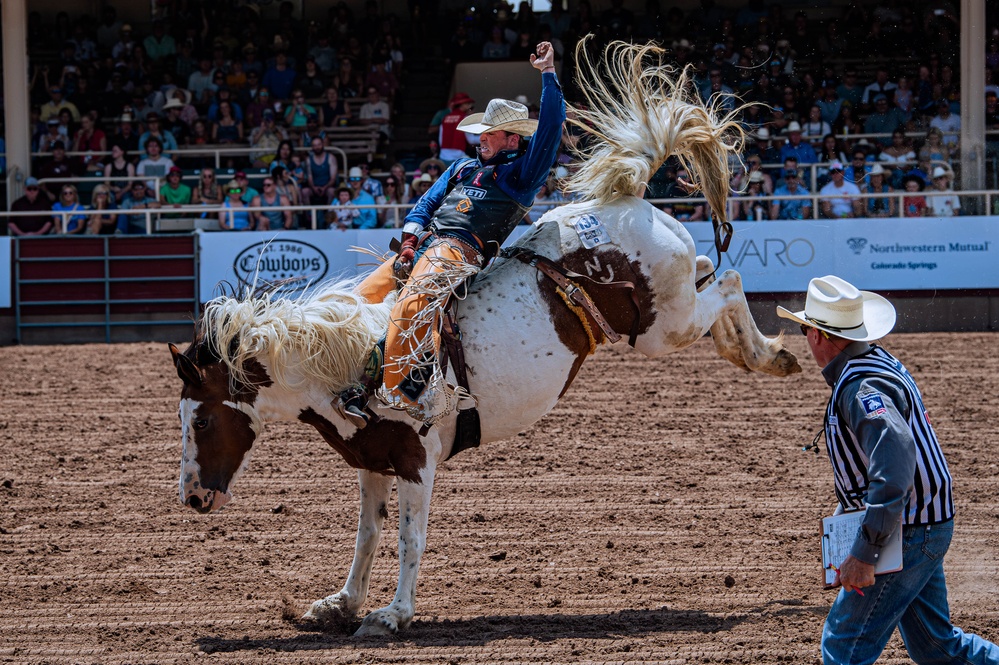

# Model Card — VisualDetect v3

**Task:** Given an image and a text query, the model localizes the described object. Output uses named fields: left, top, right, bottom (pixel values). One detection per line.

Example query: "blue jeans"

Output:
left=823, top=520, right=999, bottom=664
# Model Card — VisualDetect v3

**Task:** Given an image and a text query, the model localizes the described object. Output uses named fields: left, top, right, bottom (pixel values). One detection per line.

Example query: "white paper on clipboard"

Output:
left=821, top=508, right=902, bottom=588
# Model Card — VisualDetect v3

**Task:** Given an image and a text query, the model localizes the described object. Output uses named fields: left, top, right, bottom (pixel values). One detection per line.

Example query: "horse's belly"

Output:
left=457, top=280, right=577, bottom=442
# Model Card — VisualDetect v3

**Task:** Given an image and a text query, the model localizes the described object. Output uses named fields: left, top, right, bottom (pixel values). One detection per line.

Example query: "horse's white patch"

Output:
left=571, top=214, right=611, bottom=249
left=179, top=397, right=203, bottom=503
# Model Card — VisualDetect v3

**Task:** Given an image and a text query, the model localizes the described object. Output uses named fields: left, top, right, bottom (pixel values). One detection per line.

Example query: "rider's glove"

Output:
left=393, top=232, right=420, bottom=278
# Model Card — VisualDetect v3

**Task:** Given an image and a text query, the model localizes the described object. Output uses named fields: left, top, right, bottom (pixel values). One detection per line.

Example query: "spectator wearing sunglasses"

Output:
left=9, top=177, right=54, bottom=236
left=219, top=180, right=252, bottom=230
left=52, top=184, right=88, bottom=234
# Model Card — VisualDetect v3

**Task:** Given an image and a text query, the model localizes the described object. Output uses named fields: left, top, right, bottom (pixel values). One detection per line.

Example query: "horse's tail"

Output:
left=566, top=38, right=745, bottom=222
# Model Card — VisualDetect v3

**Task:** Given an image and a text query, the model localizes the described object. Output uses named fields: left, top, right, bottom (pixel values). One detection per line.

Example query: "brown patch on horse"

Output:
left=537, top=247, right=656, bottom=397
left=298, top=408, right=427, bottom=484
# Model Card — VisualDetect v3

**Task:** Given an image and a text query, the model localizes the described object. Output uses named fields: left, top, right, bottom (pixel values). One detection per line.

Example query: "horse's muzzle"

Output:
left=184, top=488, right=231, bottom=513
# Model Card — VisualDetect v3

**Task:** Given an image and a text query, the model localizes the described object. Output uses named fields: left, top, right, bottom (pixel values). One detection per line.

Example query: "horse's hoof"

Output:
left=302, top=596, right=357, bottom=632
left=773, top=348, right=802, bottom=376
left=354, top=611, right=399, bottom=637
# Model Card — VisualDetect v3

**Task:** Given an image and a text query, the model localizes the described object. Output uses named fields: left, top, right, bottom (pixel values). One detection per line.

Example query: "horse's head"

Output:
left=168, top=339, right=267, bottom=514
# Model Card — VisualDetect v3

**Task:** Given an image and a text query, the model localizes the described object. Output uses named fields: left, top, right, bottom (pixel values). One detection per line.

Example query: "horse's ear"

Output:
left=169, top=343, right=203, bottom=387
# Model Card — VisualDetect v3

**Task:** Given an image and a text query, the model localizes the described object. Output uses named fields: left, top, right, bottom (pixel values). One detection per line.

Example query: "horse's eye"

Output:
left=193, top=419, right=209, bottom=430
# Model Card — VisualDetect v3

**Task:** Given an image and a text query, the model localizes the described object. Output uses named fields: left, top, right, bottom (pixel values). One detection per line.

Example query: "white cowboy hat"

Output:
left=457, top=99, right=538, bottom=136
left=748, top=171, right=765, bottom=183
left=868, top=163, right=885, bottom=176
left=754, top=127, right=771, bottom=140
left=786, top=121, right=802, bottom=133
left=932, top=166, right=951, bottom=179
left=776, top=275, right=896, bottom=341
left=163, top=98, right=185, bottom=110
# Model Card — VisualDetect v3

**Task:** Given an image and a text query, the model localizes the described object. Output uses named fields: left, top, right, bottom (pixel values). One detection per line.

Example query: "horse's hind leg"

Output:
left=695, top=256, right=750, bottom=371
left=303, top=470, right=394, bottom=625
left=697, top=269, right=800, bottom=377
left=355, top=456, right=438, bottom=636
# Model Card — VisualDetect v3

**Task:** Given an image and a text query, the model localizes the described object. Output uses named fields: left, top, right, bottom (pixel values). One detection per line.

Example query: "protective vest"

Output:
left=431, top=161, right=530, bottom=258
left=824, top=345, right=954, bottom=525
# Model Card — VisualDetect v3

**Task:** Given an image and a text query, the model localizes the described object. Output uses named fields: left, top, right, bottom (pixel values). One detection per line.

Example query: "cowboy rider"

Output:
left=345, top=41, right=565, bottom=424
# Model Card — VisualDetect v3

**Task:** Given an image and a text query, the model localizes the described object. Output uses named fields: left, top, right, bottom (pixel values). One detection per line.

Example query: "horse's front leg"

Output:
left=303, top=469, right=394, bottom=625
left=355, top=451, right=438, bottom=636
left=696, top=269, right=800, bottom=377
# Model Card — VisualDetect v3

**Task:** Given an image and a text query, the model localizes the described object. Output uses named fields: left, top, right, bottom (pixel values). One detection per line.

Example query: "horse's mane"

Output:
left=566, top=38, right=744, bottom=221
left=199, top=277, right=395, bottom=395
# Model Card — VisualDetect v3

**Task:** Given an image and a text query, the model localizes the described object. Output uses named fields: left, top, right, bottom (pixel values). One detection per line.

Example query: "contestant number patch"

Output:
left=572, top=214, right=611, bottom=248
left=860, top=392, right=887, bottom=418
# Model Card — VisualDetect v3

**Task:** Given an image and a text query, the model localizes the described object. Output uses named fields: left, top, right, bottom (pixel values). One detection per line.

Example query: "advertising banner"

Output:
left=198, top=218, right=998, bottom=302
left=0, top=238, right=11, bottom=308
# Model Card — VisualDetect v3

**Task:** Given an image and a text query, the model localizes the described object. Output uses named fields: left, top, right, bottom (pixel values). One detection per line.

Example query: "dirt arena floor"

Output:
left=2, top=333, right=998, bottom=664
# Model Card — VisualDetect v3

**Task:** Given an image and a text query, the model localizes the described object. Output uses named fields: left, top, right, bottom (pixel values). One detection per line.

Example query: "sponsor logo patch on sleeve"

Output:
left=859, top=392, right=888, bottom=418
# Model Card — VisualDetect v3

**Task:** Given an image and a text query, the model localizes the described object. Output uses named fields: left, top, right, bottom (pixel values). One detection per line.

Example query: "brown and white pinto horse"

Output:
left=169, top=41, right=801, bottom=636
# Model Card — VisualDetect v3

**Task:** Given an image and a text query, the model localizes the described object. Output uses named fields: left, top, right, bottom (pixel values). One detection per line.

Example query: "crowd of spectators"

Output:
left=8, top=1, right=999, bottom=234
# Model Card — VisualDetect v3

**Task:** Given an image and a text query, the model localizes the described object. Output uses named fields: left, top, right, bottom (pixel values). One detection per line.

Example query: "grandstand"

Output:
left=0, top=0, right=997, bottom=342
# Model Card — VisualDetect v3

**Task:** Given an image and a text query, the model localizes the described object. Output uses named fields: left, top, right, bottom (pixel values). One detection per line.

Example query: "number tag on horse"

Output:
left=571, top=215, right=611, bottom=249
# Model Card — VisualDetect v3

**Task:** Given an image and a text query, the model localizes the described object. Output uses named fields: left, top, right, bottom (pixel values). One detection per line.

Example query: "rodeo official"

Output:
left=779, top=275, right=999, bottom=665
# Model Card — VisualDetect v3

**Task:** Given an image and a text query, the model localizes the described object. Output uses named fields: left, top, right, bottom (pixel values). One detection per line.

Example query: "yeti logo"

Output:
left=846, top=237, right=868, bottom=255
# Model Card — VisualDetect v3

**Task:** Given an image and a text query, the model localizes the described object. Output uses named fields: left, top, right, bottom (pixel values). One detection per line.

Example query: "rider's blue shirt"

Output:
left=402, top=71, right=565, bottom=241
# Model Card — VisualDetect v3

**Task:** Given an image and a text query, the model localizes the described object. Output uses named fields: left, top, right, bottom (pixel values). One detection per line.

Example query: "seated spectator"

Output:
left=37, top=141, right=79, bottom=201
left=300, top=114, right=326, bottom=147
left=284, top=89, right=317, bottom=129
left=408, top=172, right=433, bottom=204
left=40, top=84, right=80, bottom=122
left=816, top=82, right=844, bottom=126
left=219, top=180, right=253, bottom=230
left=87, top=185, right=119, bottom=235
left=52, top=183, right=87, bottom=234
left=919, top=127, right=951, bottom=167
left=365, top=59, right=398, bottom=103
left=72, top=114, right=107, bottom=172
left=271, top=165, right=302, bottom=208
left=336, top=58, right=364, bottom=99
left=326, top=185, right=359, bottom=230
left=861, top=163, right=895, bottom=218
left=779, top=122, right=817, bottom=165
left=161, top=99, right=190, bottom=145
left=861, top=67, right=897, bottom=110
left=381, top=174, right=406, bottom=227
left=844, top=148, right=871, bottom=188
left=359, top=87, right=392, bottom=140
left=929, top=99, right=961, bottom=153
left=735, top=171, right=771, bottom=220
left=160, top=166, right=193, bottom=209
left=863, top=94, right=905, bottom=147
left=418, top=158, right=447, bottom=183
left=482, top=25, right=511, bottom=60
left=270, top=140, right=297, bottom=175
left=819, top=161, right=861, bottom=218
left=234, top=171, right=260, bottom=205
left=192, top=167, right=224, bottom=206
left=211, top=101, right=243, bottom=144
left=248, top=110, right=288, bottom=166
left=298, top=57, right=326, bottom=99
left=103, top=142, right=135, bottom=204
left=438, top=92, right=475, bottom=163
left=187, top=58, right=216, bottom=107
left=832, top=103, right=862, bottom=142
left=120, top=180, right=161, bottom=234
left=263, top=50, right=296, bottom=102
left=303, top=137, right=338, bottom=204
left=320, top=86, right=350, bottom=128
left=136, top=137, right=175, bottom=184
left=389, top=162, right=410, bottom=200
left=357, top=162, right=384, bottom=201
left=815, top=133, right=847, bottom=187
left=250, top=175, right=293, bottom=230
left=770, top=168, right=812, bottom=221
left=346, top=166, right=377, bottom=229
left=836, top=69, right=864, bottom=109
left=801, top=104, right=830, bottom=149
left=663, top=166, right=706, bottom=221
left=309, top=35, right=337, bottom=74
left=878, top=129, right=916, bottom=186
left=206, top=86, right=244, bottom=123
left=901, top=174, right=928, bottom=217
left=138, top=113, right=179, bottom=158
left=731, top=155, right=773, bottom=195
left=926, top=166, right=961, bottom=217
left=38, top=118, right=67, bottom=153
left=9, top=178, right=54, bottom=235
left=188, top=119, right=212, bottom=147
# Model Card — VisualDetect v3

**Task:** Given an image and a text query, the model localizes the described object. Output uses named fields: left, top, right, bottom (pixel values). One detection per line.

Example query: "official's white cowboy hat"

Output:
left=776, top=275, right=896, bottom=341
left=456, top=98, right=538, bottom=136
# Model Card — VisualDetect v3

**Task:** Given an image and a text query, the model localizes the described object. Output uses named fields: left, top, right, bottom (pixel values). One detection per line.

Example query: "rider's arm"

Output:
left=400, top=159, right=470, bottom=236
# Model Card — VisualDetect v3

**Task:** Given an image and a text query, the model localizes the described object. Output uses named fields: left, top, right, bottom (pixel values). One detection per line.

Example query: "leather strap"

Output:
left=503, top=247, right=642, bottom=347
left=695, top=217, right=733, bottom=289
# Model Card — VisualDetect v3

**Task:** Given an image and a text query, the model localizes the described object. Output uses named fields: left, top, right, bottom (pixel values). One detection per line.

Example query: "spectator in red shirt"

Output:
left=438, top=92, right=475, bottom=163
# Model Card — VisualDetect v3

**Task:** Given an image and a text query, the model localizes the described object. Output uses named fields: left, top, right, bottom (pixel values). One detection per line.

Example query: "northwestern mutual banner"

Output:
left=683, top=217, right=999, bottom=292
left=198, top=218, right=997, bottom=301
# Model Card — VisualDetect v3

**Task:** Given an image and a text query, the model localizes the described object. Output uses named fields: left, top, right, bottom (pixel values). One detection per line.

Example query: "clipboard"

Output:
left=821, top=508, right=902, bottom=588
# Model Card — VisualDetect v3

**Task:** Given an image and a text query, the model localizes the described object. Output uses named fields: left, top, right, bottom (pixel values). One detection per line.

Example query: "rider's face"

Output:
left=478, top=130, right=517, bottom=161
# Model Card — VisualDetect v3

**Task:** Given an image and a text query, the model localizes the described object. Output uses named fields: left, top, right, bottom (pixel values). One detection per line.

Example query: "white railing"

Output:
left=3, top=189, right=997, bottom=237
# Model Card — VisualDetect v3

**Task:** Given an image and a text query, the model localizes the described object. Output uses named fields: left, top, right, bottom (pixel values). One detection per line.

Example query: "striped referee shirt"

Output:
left=822, top=343, right=954, bottom=565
